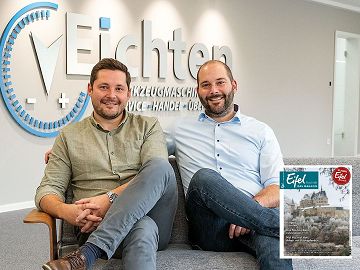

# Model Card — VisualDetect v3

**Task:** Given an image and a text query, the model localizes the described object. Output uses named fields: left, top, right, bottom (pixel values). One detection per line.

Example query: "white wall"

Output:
left=1, top=0, right=360, bottom=210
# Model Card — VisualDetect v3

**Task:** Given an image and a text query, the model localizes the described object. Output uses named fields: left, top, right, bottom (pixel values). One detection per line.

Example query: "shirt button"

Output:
left=217, top=139, right=220, bottom=142
left=112, top=170, right=117, bottom=174
left=217, top=154, right=220, bottom=157
left=219, top=167, right=222, bottom=170
left=111, top=152, right=114, bottom=155
left=217, top=124, right=220, bottom=127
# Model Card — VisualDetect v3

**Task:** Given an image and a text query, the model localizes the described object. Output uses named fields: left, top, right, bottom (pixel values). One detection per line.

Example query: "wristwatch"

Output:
left=106, top=191, right=118, bottom=203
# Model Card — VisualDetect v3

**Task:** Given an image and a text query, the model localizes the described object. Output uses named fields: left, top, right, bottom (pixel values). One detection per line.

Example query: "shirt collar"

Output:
left=198, top=104, right=241, bottom=124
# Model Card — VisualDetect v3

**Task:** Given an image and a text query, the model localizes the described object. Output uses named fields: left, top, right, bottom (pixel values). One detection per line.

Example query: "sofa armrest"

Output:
left=23, top=208, right=58, bottom=260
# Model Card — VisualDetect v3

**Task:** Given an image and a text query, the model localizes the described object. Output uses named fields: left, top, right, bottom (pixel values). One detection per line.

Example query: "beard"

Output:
left=92, top=96, right=125, bottom=120
left=199, top=89, right=235, bottom=118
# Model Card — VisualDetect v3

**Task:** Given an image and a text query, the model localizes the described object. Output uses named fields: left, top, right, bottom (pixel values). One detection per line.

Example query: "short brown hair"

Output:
left=196, top=60, right=234, bottom=86
left=90, top=58, right=131, bottom=89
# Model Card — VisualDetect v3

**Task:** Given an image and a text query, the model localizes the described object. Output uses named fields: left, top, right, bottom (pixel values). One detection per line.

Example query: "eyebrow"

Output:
left=200, top=78, right=227, bottom=84
left=98, top=82, right=125, bottom=87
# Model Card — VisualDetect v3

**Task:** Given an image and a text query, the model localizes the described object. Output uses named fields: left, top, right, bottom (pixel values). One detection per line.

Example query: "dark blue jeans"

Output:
left=185, top=168, right=293, bottom=270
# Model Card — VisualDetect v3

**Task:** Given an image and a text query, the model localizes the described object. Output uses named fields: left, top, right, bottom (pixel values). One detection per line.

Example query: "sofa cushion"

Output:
left=93, top=243, right=259, bottom=269
left=169, top=157, right=189, bottom=244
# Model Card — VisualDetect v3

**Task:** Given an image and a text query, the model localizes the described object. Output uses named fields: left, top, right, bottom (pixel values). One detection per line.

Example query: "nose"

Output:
left=107, top=87, right=116, bottom=97
left=209, top=83, right=219, bottom=95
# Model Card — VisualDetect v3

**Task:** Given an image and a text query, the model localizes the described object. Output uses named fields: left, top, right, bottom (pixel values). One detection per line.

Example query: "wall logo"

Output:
left=0, top=2, right=89, bottom=137
left=1, top=2, right=232, bottom=137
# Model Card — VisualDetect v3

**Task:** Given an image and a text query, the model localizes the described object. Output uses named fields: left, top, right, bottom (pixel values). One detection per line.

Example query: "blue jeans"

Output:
left=185, top=168, right=292, bottom=270
left=86, top=158, right=178, bottom=270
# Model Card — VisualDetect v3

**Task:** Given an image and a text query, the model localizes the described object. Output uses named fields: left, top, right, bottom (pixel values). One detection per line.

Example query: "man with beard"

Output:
left=37, top=58, right=177, bottom=270
left=169, top=60, right=293, bottom=270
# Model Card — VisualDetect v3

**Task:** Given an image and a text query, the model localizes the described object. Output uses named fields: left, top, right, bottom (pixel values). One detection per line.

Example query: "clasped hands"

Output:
left=68, top=193, right=111, bottom=233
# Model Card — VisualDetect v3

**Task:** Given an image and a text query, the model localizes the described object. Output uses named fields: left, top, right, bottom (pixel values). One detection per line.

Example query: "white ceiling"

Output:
left=306, top=0, right=360, bottom=13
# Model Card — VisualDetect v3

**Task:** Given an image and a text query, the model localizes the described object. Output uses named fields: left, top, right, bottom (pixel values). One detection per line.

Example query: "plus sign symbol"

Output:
left=58, top=93, right=69, bottom=108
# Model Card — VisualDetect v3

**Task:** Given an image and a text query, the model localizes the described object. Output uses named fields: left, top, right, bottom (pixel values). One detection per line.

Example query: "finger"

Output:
left=84, top=226, right=97, bottom=233
left=240, top=227, right=251, bottom=236
left=85, top=224, right=99, bottom=233
left=80, top=203, right=100, bottom=210
left=75, top=198, right=92, bottom=205
left=85, top=214, right=102, bottom=222
left=76, top=209, right=92, bottom=223
left=235, top=226, right=242, bottom=237
left=44, top=150, right=52, bottom=164
left=77, top=218, right=87, bottom=225
left=229, top=224, right=236, bottom=239
left=81, top=220, right=94, bottom=233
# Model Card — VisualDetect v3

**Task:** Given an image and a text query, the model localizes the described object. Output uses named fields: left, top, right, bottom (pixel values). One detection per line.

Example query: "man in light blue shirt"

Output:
left=169, top=60, right=292, bottom=270
left=174, top=105, right=283, bottom=197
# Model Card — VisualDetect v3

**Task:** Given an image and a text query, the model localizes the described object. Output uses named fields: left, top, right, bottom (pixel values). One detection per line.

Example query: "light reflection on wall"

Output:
left=192, top=8, right=235, bottom=58
left=142, top=0, right=185, bottom=38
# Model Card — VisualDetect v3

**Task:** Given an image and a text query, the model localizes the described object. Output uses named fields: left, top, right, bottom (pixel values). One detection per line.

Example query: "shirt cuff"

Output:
left=35, top=190, right=64, bottom=210
left=263, top=177, right=279, bottom=188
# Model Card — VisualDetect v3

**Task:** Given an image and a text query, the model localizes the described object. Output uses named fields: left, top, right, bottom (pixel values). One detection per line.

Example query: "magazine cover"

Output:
left=280, top=165, right=352, bottom=259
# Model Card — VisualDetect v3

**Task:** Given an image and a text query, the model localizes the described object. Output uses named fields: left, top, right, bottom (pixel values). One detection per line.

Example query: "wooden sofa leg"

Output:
left=23, top=208, right=58, bottom=260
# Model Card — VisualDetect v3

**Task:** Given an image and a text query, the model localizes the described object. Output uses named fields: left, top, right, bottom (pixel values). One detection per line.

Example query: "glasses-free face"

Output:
left=88, top=69, right=131, bottom=122
left=197, top=62, right=237, bottom=119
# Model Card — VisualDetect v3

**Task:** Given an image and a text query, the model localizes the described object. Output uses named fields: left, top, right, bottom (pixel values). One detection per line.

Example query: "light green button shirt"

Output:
left=35, top=112, right=168, bottom=209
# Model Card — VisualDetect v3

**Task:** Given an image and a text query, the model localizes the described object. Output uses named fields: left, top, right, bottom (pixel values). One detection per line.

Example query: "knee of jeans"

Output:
left=146, top=158, right=174, bottom=175
left=189, top=168, right=220, bottom=190
left=144, top=157, right=168, bottom=168
left=146, top=157, right=176, bottom=187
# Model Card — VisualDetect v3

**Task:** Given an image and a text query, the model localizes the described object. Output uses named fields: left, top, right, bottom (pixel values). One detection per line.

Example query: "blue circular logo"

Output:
left=0, top=2, right=89, bottom=137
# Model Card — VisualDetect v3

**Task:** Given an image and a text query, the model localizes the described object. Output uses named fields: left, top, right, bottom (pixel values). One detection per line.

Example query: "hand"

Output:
left=74, top=207, right=103, bottom=233
left=44, top=149, right=52, bottom=164
left=78, top=219, right=102, bottom=233
left=39, top=195, right=102, bottom=233
left=229, top=224, right=250, bottom=239
left=75, top=194, right=111, bottom=233
left=75, top=194, right=111, bottom=220
left=61, top=203, right=102, bottom=228
left=252, top=184, right=280, bottom=208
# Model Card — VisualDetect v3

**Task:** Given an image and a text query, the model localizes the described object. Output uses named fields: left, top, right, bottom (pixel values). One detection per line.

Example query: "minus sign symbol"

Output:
left=26, top=98, right=36, bottom=104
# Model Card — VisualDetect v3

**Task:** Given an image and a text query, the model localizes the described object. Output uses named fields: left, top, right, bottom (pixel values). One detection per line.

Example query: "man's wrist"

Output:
left=56, top=202, right=69, bottom=220
left=106, top=191, right=118, bottom=203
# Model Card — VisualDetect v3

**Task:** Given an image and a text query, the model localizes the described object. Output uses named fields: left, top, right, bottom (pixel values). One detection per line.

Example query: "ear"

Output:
left=231, top=80, right=238, bottom=93
left=87, top=83, right=92, bottom=96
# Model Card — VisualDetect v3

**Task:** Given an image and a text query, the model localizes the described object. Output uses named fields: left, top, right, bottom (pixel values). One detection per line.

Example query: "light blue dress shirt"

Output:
left=167, top=105, right=284, bottom=197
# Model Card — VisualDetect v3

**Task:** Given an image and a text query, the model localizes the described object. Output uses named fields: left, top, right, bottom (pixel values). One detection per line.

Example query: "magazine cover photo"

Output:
left=280, top=166, right=352, bottom=259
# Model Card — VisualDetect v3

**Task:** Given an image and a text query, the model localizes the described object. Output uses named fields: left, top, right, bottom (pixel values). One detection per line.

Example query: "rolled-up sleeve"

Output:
left=259, top=126, right=284, bottom=187
left=35, top=132, right=72, bottom=210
